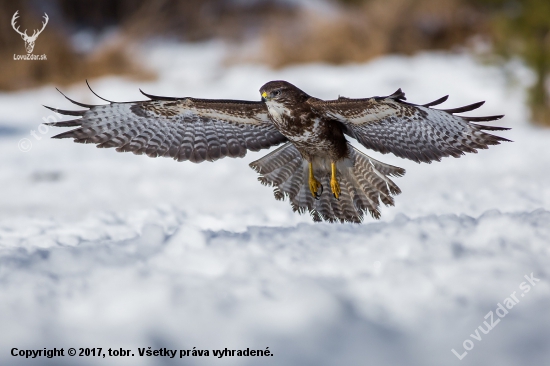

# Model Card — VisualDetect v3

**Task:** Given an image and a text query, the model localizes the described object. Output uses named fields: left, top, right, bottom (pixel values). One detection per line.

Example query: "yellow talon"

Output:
left=308, top=162, right=322, bottom=199
left=331, top=162, right=340, bottom=199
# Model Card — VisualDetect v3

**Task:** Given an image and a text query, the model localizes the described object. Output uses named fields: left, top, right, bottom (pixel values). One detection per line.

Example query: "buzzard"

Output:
left=45, top=81, right=509, bottom=223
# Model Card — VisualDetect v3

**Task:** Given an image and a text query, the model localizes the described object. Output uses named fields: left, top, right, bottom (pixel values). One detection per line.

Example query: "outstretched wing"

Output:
left=309, top=89, right=510, bottom=163
left=45, top=88, right=287, bottom=163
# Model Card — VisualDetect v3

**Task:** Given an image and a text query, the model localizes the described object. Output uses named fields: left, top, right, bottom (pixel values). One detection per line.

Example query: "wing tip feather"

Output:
left=139, top=88, right=180, bottom=101
left=43, top=105, right=87, bottom=116
left=54, top=88, right=96, bottom=108
left=463, top=115, right=505, bottom=122
left=422, top=95, right=449, bottom=107
left=441, top=101, right=485, bottom=114
left=86, top=80, right=116, bottom=103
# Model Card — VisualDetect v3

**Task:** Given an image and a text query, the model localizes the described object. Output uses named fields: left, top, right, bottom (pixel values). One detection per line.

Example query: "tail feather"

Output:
left=249, top=142, right=405, bottom=223
left=324, top=175, right=345, bottom=222
left=315, top=177, right=335, bottom=222
left=352, top=171, right=385, bottom=216
left=249, top=143, right=300, bottom=175
left=345, top=177, right=379, bottom=220
left=374, top=170, right=402, bottom=195
left=343, top=178, right=367, bottom=221
left=318, top=175, right=339, bottom=222
left=362, top=168, right=395, bottom=206
left=338, top=175, right=363, bottom=223
left=361, top=152, right=406, bottom=178
left=280, top=162, right=306, bottom=199
left=291, top=172, right=315, bottom=213
left=260, top=155, right=303, bottom=185
left=354, top=149, right=402, bottom=197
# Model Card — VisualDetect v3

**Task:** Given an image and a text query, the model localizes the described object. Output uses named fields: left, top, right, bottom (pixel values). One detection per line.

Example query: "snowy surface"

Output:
left=1, top=43, right=549, bottom=365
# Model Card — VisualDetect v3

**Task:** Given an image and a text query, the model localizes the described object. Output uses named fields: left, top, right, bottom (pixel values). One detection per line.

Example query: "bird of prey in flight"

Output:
left=45, top=80, right=509, bottom=223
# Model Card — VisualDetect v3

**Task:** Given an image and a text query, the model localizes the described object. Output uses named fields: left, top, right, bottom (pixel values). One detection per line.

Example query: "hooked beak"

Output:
left=261, top=91, right=269, bottom=102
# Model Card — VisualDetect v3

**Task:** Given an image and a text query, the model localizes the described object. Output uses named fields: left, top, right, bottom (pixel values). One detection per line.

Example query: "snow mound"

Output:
left=1, top=209, right=549, bottom=366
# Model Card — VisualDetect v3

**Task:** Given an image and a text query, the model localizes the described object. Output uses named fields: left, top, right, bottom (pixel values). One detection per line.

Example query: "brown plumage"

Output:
left=45, top=80, right=510, bottom=223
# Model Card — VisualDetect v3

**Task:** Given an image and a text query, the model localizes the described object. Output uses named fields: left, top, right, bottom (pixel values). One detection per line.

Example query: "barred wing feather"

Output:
left=310, top=90, right=510, bottom=163
left=45, top=90, right=287, bottom=163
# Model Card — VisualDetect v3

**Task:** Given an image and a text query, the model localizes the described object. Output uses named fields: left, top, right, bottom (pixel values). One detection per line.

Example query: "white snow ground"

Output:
left=1, top=43, right=549, bottom=366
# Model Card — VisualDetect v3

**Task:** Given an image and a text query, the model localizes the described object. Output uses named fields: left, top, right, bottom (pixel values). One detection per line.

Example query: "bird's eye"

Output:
left=273, top=90, right=281, bottom=97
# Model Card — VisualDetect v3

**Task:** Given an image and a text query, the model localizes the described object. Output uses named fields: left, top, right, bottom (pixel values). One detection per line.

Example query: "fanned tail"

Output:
left=249, top=143, right=405, bottom=223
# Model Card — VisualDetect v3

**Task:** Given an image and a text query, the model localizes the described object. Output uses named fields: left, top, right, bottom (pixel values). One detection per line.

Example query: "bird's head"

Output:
left=260, top=80, right=309, bottom=105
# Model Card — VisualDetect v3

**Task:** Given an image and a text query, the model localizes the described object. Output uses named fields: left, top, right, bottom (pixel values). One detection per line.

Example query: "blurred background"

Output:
left=1, top=2, right=550, bottom=366
left=1, top=0, right=549, bottom=125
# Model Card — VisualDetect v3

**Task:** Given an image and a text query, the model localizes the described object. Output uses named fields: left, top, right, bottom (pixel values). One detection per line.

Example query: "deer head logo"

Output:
left=11, top=10, right=49, bottom=54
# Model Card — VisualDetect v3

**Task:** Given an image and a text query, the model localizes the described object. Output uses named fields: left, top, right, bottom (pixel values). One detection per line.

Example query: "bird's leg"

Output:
left=308, top=162, right=322, bottom=199
left=330, top=162, right=340, bottom=200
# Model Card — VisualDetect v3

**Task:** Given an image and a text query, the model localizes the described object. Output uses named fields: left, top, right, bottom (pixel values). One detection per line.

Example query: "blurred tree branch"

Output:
left=466, top=0, right=550, bottom=125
